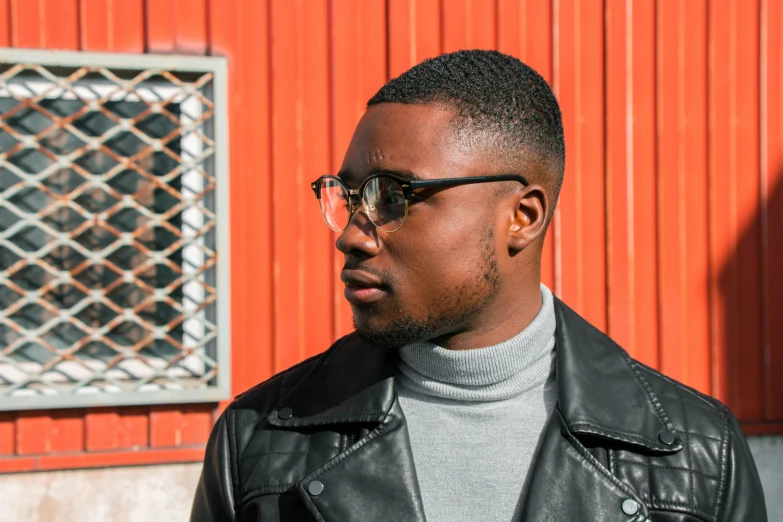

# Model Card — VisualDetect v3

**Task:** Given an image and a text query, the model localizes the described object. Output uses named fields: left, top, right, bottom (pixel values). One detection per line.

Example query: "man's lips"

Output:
left=340, top=270, right=388, bottom=305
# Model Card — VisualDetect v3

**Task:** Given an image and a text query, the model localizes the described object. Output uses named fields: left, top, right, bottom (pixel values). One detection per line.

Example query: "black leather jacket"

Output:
left=191, top=298, right=766, bottom=521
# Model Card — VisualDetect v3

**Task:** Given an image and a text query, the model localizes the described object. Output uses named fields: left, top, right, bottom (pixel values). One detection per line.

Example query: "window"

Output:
left=0, top=50, right=230, bottom=410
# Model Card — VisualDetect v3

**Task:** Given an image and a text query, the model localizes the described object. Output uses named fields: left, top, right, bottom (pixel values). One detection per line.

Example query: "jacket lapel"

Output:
left=295, top=398, right=426, bottom=522
left=518, top=409, right=651, bottom=522
left=266, top=334, right=397, bottom=427
left=518, top=298, right=683, bottom=521
left=265, top=334, right=426, bottom=522
left=553, top=297, right=682, bottom=454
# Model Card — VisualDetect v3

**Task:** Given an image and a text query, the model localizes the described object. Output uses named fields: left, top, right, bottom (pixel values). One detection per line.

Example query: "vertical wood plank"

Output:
left=441, top=0, right=469, bottom=53
left=301, top=0, right=336, bottom=359
left=112, top=0, right=145, bottom=52
left=442, top=0, right=497, bottom=53
left=146, top=0, right=176, bottom=52
left=79, top=0, right=109, bottom=51
left=10, top=0, right=44, bottom=48
left=387, top=0, right=441, bottom=79
left=0, top=413, right=16, bottom=456
left=0, top=0, right=10, bottom=47
left=522, top=0, right=553, bottom=80
left=552, top=0, right=606, bottom=330
left=85, top=409, right=119, bottom=451
left=330, top=0, right=388, bottom=339
left=149, top=407, right=182, bottom=447
left=708, top=0, right=732, bottom=406
left=117, top=407, right=150, bottom=449
left=44, top=0, right=79, bottom=49
left=175, top=0, right=208, bottom=54
left=684, top=0, right=710, bottom=394
left=729, top=0, right=763, bottom=418
left=179, top=405, right=212, bottom=445
left=270, top=0, right=306, bottom=371
left=605, top=0, right=630, bottom=350
left=387, top=0, right=414, bottom=78
left=628, top=0, right=659, bottom=368
left=761, top=0, right=783, bottom=420
left=709, top=0, right=763, bottom=415
left=235, top=0, right=275, bottom=383
left=16, top=414, right=50, bottom=455
left=210, top=0, right=275, bottom=394
left=553, top=0, right=577, bottom=310
left=48, top=411, right=85, bottom=453
left=656, top=0, right=710, bottom=392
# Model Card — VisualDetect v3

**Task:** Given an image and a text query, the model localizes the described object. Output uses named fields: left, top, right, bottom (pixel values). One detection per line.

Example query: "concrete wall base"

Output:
left=0, top=462, right=201, bottom=522
left=749, top=435, right=783, bottom=521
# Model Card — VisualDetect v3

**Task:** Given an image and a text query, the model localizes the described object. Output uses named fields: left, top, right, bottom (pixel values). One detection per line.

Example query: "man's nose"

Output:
left=335, top=210, right=381, bottom=257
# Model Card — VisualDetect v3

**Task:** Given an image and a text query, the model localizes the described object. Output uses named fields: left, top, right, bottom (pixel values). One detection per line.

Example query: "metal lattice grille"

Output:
left=0, top=50, right=230, bottom=410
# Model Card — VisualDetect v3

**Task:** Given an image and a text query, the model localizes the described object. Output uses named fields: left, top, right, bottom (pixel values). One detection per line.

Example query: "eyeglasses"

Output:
left=311, top=173, right=529, bottom=232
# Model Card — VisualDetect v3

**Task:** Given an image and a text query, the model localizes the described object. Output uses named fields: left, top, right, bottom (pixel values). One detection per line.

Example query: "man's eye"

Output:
left=408, top=191, right=427, bottom=203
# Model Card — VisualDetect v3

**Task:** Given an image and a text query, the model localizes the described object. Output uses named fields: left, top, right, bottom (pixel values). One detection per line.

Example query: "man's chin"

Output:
left=353, top=315, right=434, bottom=349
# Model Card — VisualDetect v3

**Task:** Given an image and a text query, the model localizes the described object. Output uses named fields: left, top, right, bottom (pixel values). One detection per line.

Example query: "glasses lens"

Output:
left=319, top=179, right=350, bottom=231
left=363, top=176, right=407, bottom=232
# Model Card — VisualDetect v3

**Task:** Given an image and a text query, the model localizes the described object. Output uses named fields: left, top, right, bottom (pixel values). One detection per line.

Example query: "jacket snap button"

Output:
left=658, top=430, right=676, bottom=445
left=307, top=480, right=324, bottom=496
left=621, top=498, right=639, bottom=516
left=278, top=407, right=293, bottom=420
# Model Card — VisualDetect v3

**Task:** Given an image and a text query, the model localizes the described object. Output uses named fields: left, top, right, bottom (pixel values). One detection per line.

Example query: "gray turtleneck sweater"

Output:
left=395, top=284, right=557, bottom=522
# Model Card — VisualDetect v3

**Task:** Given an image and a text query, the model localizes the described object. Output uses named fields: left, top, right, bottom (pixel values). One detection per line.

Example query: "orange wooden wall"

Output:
left=0, top=0, right=781, bottom=473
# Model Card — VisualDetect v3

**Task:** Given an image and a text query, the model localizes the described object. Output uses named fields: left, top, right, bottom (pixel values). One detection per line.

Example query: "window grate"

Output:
left=0, top=50, right=230, bottom=410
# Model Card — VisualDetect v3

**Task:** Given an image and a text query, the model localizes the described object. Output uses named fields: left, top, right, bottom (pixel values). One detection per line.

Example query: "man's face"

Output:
left=336, top=103, right=505, bottom=348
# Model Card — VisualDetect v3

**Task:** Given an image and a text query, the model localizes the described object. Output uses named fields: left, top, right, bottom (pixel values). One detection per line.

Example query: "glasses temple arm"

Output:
left=406, top=175, right=529, bottom=190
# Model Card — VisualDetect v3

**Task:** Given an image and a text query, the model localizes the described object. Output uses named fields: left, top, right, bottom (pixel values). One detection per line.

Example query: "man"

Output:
left=191, top=50, right=766, bottom=521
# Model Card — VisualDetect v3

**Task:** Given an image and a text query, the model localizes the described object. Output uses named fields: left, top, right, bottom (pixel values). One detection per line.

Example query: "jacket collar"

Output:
left=266, top=333, right=397, bottom=427
left=269, top=297, right=682, bottom=453
left=553, top=296, right=682, bottom=453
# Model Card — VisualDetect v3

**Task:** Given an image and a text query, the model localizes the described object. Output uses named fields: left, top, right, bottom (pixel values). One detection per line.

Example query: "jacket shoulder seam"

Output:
left=233, top=351, right=326, bottom=403
left=656, top=393, right=722, bottom=416
left=637, top=363, right=722, bottom=412
left=228, top=407, right=240, bottom=519
left=619, top=350, right=672, bottom=429
left=713, top=408, right=731, bottom=521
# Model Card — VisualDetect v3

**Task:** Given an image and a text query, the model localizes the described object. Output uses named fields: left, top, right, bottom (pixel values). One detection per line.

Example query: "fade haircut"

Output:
left=367, top=49, right=565, bottom=216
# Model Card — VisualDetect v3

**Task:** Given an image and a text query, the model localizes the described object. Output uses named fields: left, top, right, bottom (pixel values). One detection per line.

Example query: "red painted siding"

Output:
left=0, top=0, right=781, bottom=473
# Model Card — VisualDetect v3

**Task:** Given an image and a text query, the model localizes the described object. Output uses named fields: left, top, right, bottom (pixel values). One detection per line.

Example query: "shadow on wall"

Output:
left=719, top=169, right=783, bottom=433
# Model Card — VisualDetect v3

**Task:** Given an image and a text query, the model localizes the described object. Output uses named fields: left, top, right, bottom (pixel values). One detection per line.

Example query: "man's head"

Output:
left=333, top=50, right=564, bottom=349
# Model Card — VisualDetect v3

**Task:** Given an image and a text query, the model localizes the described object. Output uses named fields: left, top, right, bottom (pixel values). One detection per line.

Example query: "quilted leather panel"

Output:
left=609, top=363, right=729, bottom=521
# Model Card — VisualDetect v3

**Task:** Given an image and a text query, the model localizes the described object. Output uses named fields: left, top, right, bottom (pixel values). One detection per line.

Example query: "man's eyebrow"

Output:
left=337, top=168, right=423, bottom=184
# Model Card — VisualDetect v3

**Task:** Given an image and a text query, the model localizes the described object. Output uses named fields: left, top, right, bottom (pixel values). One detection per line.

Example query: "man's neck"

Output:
left=429, top=278, right=544, bottom=350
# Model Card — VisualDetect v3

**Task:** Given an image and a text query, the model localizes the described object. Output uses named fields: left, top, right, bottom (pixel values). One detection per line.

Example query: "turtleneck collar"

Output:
left=398, top=285, right=556, bottom=402
left=396, top=284, right=556, bottom=402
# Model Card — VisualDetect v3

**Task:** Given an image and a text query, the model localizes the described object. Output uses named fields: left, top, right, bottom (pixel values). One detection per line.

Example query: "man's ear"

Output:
left=506, top=185, right=548, bottom=253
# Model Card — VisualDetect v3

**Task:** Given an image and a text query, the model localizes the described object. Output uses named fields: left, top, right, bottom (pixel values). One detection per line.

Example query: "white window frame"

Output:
left=0, top=48, right=231, bottom=411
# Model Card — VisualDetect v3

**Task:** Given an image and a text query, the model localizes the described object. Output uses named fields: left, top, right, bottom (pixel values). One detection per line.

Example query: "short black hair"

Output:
left=368, top=49, right=565, bottom=211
